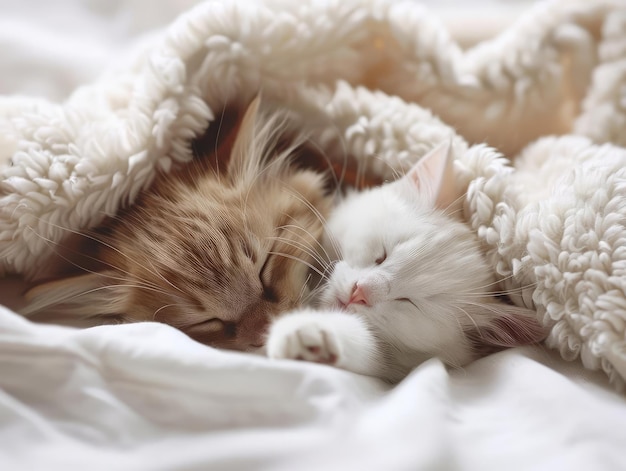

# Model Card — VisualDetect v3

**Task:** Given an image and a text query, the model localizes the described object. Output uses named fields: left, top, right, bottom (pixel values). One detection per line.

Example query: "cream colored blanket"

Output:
left=1, top=0, right=626, bottom=386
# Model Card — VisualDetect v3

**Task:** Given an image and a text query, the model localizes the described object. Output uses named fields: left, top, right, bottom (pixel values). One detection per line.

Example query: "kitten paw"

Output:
left=267, top=317, right=340, bottom=366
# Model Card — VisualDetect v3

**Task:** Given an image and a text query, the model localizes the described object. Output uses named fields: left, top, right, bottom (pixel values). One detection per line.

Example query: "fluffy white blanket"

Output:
left=1, top=0, right=626, bottom=389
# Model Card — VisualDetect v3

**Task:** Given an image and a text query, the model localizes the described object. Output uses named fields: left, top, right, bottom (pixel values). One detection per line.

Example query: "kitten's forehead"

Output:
left=328, top=186, right=411, bottom=246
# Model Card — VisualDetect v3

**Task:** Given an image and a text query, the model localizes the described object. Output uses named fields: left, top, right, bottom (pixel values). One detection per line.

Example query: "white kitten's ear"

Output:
left=465, top=303, right=548, bottom=352
left=405, top=140, right=457, bottom=210
left=21, top=272, right=126, bottom=322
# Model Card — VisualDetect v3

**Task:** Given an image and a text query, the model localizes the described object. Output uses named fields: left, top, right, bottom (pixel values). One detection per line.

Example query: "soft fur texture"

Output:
left=267, top=143, right=546, bottom=382
left=1, top=0, right=626, bottom=385
left=20, top=99, right=332, bottom=351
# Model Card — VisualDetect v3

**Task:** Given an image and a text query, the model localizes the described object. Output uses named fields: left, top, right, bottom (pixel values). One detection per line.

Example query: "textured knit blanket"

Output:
left=1, top=0, right=626, bottom=386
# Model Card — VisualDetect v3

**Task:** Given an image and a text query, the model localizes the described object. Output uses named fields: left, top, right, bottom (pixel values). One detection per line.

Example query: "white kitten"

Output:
left=267, top=142, right=546, bottom=382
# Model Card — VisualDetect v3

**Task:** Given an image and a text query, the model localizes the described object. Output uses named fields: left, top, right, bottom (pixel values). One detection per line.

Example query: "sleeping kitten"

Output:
left=266, top=142, right=546, bottom=382
left=21, top=98, right=332, bottom=352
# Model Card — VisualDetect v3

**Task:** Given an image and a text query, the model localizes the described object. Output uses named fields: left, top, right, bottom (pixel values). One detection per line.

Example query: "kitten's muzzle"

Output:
left=347, top=283, right=370, bottom=307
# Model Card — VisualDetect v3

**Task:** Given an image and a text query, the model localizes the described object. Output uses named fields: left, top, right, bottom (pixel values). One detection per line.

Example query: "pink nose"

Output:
left=348, top=283, right=369, bottom=306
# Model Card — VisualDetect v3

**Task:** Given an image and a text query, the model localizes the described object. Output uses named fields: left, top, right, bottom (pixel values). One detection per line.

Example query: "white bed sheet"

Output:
left=1, top=305, right=625, bottom=470
left=2, top=0, right=626, bottom=469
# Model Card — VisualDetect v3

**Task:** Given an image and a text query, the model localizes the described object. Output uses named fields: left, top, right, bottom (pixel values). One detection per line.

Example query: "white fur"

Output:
left=266, top=309, right=380, bottom=377
left=319, top=179, right=493, bottom=368
left=268, top=144, right=537, bottom=382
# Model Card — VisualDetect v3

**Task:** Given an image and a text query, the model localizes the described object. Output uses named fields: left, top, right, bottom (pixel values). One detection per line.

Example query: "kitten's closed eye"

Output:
left=223, top=322, right=237, bottom=338
left=192, top=318, right=237, bottom=338
left=263, top=286, right=279, bottom=303
left=375, top=251, right=387, bottom=265
left=202, top=319, right=225, bottom=333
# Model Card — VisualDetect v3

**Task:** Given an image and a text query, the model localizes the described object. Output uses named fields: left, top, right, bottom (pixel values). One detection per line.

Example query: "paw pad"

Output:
left=268, top=320, right=341, bottom=367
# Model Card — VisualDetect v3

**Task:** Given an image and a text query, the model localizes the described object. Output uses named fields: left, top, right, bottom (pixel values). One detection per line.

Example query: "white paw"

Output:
left=267, top=315, right=340, bottom=366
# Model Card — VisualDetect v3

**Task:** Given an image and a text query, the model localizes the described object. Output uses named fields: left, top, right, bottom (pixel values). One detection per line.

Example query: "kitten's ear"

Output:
left=228, top=96, right=261, bottom=176
left=21, top=272, right=126, bottom=322
left=405, top=140, right=457, bottom=210
left=465, top=302, right=548, bottom=352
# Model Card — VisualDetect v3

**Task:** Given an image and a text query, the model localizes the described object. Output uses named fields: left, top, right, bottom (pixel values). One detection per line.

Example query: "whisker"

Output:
left=266, top=234, right=334, bottom=282
left=146, top=258, right=186, bottom=295
left=453, top=304, right=480, bottom=333
left=152, top=303, right=195, bottom=321
left=458, top=282, right=539, bottom=299
left=278, top=221, right=333, bottom=269
left=49, top=283, right=174, bottom=306
left=273, top=223, right=334, bottom=270
left=213, top=101, right=229, bottom=184
left=297, top=273, right=313, bottom=305
left=301, top=135, right=345, bottom=197
left=25, top=227, right=169, bottom=294
left=465, top=271, right=538, bottom=295
left=441, top=190, right=469, bottom=218
left=301, top=282, right=327, bottom=305
left=283, top=187, right=342, bottom=261
left=24, top=213, right=177, bottom=294
left=371, top=154, right=406, bottom=182
left=268, top=250, right=329, bottom=281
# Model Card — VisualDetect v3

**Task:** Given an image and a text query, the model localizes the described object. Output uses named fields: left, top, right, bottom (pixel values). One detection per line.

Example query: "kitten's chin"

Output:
left=318, top=296, right=343, bottom=311
left=319, top=294, right=369, bottom=314
left=249, top=345, right=267, bottom=356
left=341, top=304, right=367, bottom=315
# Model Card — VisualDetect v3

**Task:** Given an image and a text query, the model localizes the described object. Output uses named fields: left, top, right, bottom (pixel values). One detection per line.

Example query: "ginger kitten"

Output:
left=22, top=99, right=332, bottom=351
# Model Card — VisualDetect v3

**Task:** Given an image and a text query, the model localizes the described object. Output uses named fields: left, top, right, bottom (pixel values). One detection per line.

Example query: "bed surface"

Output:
left=2, top=304, right=626, bottom=470
left=2, top=1, right=626, bottom=469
